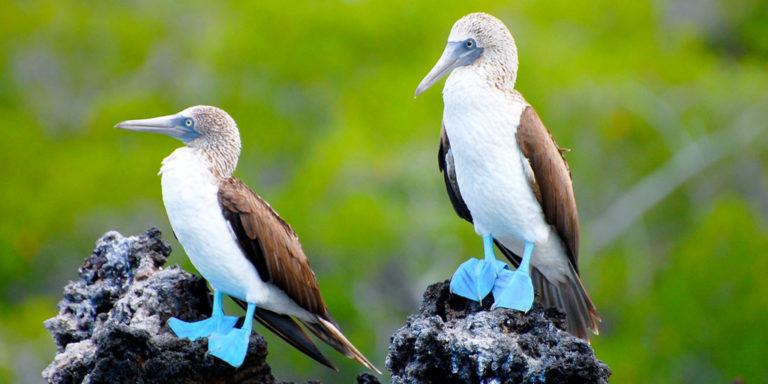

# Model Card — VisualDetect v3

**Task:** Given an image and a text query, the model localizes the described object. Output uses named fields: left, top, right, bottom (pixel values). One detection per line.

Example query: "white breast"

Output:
left=159, top=147, right=314, bottom=318
left=442, top=68, right=571, bottom=281
left=442, top=68, right=547, bottom=241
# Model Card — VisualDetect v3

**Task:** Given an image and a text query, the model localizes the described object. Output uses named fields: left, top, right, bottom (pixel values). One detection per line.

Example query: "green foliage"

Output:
left=1, top=0, right=767, bottom=383
left=592, top=199, right=768, bottom=383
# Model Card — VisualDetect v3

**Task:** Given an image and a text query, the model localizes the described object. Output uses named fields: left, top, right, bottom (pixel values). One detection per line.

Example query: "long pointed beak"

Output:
left=415, top=42, right=483, bottom=98
left=115, top=114, right=200, bottom=143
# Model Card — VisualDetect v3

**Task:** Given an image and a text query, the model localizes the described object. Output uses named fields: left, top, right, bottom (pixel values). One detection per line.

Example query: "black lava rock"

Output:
left=43, top=228, right=607, bottom=384
left=42, top=228, right=275, bottom=384
left=386, top=281, right=611, bottom=384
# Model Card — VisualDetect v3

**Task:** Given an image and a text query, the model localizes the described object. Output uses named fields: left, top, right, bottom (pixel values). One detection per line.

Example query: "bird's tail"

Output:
left=531, top=265, right=600, bottom=340
left=299, top=315, right=381, bottom=374
left=495, top=240, right=600, bottom=340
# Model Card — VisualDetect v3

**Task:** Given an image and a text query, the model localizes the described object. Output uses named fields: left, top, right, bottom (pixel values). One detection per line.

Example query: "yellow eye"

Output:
left=185, top=119, right=193, bottom=127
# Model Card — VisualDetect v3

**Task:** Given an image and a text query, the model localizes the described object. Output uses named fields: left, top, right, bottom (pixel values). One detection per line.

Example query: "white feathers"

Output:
left=442, top=65, right=572, bottom=284
left=159, top=147, right=315, bottom=320
left=443, top=68, right=546, bottom=241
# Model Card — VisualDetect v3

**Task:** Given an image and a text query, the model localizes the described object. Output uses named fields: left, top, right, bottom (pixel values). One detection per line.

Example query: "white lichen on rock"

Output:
left=386, top=281, right=611, bottom=384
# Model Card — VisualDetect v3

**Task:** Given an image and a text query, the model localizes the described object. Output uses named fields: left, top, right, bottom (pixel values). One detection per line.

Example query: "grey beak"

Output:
left=415, top=41, right=483, bottom=98
left=115, top=114, right=201, bottom=143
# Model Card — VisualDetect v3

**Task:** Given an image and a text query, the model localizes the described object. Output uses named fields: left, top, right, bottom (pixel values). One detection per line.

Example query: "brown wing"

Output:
left=218, top=177, right=327, bottom=315
left=515, top=105, right=580, bottom=271
left=438, top=122, right=473, bottom=223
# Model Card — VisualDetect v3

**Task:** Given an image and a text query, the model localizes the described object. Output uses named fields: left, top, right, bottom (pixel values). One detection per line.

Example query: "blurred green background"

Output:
left=2, top=0, right=767, bottom=383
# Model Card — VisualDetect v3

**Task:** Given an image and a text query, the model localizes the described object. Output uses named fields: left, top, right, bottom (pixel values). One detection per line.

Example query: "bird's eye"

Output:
left=465, top=39, right=475, bottom=48
left=185, top=119, right=193, bottom=127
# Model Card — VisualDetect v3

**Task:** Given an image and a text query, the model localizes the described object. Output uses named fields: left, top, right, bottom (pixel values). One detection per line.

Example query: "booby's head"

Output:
left=415, top=12, right=518, bottom=97
left=116, top=105, right=242, bottom=176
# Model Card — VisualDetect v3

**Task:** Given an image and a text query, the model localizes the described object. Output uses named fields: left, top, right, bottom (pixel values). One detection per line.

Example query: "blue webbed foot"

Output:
left=208, top=302, right=256, bottom=368
left=492, top=240, right=535, bottom=312
left=168, top=315, right=238, bottom=341
left=450, top=258, right=508, bottom=302
left=168, top=289, right=237, bottom=341
left=209, top=328, right=251, bottom=368
left=492, top=269, right=534, bottom=312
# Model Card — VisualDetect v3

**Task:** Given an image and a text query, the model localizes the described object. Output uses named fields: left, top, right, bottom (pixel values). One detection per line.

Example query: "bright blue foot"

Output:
left=450, top=258, right=499, bottom=301
left=492, top=269, right=534, bottom=312
left=168, top=289, right=237, bottom=341
left=492, top=241, right=535, bottom=312
left=168, top=315, right=238, bottom=341
left=450, top=234, right=509, bottom=302
left=208, top=302, right=256, bottom=368
left=209, top=328, right=251, bottom=368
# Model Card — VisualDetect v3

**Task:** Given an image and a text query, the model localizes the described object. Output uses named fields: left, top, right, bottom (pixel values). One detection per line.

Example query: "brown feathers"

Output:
left=218, top=177, right=327, bottom=316
left=515, top=105, right=580, bottom=270
left=218, top=177, right=381, bottom=371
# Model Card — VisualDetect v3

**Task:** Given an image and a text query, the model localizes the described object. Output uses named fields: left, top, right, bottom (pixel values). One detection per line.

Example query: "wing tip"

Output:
left=315, top=317, right=382, bottom=374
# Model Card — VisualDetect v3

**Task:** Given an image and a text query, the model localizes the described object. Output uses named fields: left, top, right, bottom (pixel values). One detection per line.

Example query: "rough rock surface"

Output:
left=42, top=228, right=275, bottom=384
left=386, top=281, right=611, bottom=384
left=43, top=228, right=609, bottom=384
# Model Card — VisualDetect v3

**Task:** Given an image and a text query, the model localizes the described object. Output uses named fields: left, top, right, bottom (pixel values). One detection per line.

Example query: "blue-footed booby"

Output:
left=116, top=106, right=380, bottom=372
left=415, top=12, right=600, bottom=339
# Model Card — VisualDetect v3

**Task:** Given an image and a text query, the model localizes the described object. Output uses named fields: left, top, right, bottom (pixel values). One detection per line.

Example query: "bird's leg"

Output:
left=450, top=234, right=506, bottom=302
left=209, top=302, right=256, bottom=368
left=492, top=241, right=535, bottom=312
left=483, top=234, right=496, bottom=262
left=167, top=289, right=238, bottom=341
left=518, top=241, right=533, bottom=275
left=484, top=234, right=511, bottom=273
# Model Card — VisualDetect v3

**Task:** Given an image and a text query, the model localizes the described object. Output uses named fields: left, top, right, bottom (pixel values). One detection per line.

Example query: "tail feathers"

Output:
left=230, top=297, right=337, bottom=371
left=531, top=266, right=600, bottom=340
left=494, top=239, right=600, bottom=340
left=300, top=316, right=381, bottom=374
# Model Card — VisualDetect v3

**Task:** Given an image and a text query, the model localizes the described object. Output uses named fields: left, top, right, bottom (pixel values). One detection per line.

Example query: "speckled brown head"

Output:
left=115, top=105, right=242, bottom=177
left=415, top=12, right=519, bottom=96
